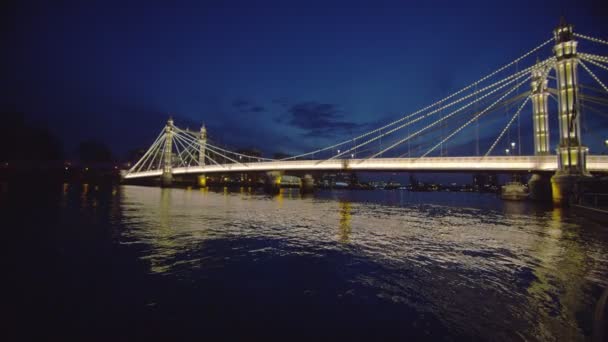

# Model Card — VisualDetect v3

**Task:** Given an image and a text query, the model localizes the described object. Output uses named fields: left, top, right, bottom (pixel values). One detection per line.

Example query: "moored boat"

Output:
left=501, top=181, right=529, bottom=201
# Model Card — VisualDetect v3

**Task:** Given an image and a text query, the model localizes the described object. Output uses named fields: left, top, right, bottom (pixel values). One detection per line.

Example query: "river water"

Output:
left=4, top=184, right=608, bottom=340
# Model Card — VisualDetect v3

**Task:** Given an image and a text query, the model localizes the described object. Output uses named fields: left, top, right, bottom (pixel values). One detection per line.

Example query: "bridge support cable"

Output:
left=135, top=134, right=168, bottom=173
left=579, top=60, right=608, bottom=94
left=360, top=75, right=533, bottom=160
left=484, top=96, right=532, bottom=157
left=126, top=130, right=165, bottom=174
left=175, top=132, right=207, bottom=166
left=172, top=126, right=275, bottom=162
left=174, top=134, right=224, bottom=168
left=420, top=82, right=532, bottom=158
left=202, top=144, right=247, bottom=166
left=278, top=40, right=554, bottom=161
left=132, top=137, right=163, bottom=173
left=580, top=57, right=608, bottom=73
left=574, top=33, right=608, bottom=47
left=206, top=142, right=274, bottom=162
left=579, top=53, right=608, bottom=64
left=177, top=131, right=248, bottom=167
left=173, top=132, right=240, bottom=167
left=323, top=68, right=540, bottom=162
left=172, top=134, right=200, bottom=167
left=145, top=139, right=164, bottom=171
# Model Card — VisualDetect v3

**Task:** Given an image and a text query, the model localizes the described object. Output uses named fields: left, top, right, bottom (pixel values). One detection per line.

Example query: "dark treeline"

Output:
left=1, top=112, right=64, bottom=162
left=1, top=111, right=117, bottom=164
left=0, top=112, right=120, bottom=185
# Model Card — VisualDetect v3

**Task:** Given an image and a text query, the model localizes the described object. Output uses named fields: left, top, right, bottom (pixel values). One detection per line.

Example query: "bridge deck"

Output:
left=124, top=155, right=608, bottom=179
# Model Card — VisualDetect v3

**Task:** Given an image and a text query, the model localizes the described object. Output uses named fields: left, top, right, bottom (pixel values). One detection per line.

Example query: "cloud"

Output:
left=232, top=99, right=265, bottom=113
left=281, top=101, right=366, bottom=138
left=249, top=105, right=265, bottom=113
left=232, top=99, right=251, bottom=108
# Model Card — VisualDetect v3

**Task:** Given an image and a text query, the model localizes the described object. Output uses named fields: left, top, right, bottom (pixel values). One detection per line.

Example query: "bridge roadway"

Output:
left=124, top=155, right=608, bottom=179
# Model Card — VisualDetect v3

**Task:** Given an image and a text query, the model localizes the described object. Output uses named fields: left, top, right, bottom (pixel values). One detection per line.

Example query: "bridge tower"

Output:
left=161, top=117, right=174, bottom=187
left=528, top=61, right=554, bottom=200
left=198, top=124, right=207, bottom=187
left=551, top=21, right=591, bottom=205
left=531, top=61, right=551, bottom=155
left=199, top=124, right=207, bottom=166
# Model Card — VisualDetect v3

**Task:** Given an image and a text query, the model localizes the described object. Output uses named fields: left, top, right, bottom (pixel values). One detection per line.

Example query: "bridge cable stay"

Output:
left=173, top=132, right=232, bottom=166
left=359, top=73, right=535, bottom=160
left=332, top=58, right=556, bottom=161
left=418, top=92, right=531, bottom=159
left=395, top=82, right=532, bottom=158
left=484, top=96, right=532, bottom=157
left=173, top=130, right=250, bottom=167
left=133, top=133, right=166, bottom=173
left=375, top=76, right=536, bottom=159
left=574, top=33, right=608, bottom=47
left=172, top=135, right=200, bottom=167
left=132, top=139, right=162, bottom=172
left=419, top=76, right=532, bottom=158
left=579, top=60, right=608, bottom=94
left=165, top=133, right=190, bottom=167
left=579, top=53, right=608, bottom=64
left=322, top=66, right=540, bottom=162
left=130, top=137, right=161, bottom=173
left=173, top=126, right=276, bottom=162
left=145, top=139, right=164, bottom=171
left=581, top=57, right=608, bottom=73
left=370, top=74, right=536, bottom=158
left=169, top=131, right=222, bottom=168
left=277, top=38, right=555, bottom=161
left=172, top=126, right=273, bottom=163
left=171, top=128, right=238, bottom=163
left=126, top=129, right=164, bottom=173
left=312, top=60, right=545, bottom=162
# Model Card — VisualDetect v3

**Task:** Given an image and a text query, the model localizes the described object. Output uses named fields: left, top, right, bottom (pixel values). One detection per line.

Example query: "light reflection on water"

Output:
left=71, top=185, right=608, bottom=339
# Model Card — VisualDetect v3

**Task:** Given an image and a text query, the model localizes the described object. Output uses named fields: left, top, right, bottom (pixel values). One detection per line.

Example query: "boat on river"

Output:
left=501, top=181, right=529, bottom=201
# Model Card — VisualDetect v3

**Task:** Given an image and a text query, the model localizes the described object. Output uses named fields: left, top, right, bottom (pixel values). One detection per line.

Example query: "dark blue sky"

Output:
left=2, top=0, right=607, bottom=159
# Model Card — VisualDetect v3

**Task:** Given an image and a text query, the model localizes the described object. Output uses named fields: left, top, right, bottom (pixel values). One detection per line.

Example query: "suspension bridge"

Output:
left=123, top=22, right=608, bottom=203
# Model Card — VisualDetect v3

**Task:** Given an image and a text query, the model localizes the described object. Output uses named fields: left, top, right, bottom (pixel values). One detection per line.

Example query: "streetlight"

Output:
left=351, top=153, right=354, bottom=159
left=505, top=148, right=510, bottom=155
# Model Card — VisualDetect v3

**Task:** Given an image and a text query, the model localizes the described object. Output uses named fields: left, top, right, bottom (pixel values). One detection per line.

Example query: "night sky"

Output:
left=2, top=0, right=607, bottom=159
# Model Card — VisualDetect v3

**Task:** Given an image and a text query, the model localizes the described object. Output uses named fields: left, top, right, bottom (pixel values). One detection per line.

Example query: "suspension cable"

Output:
left=421, top=83, right=531, bottom=158
left=360, top=74, right=533, bottom=160
left=127, top=129, right=165, bottom=173
left=579, top=53, right=608, bottom=64
left=484, top=96, right=531, bottom=157
left=281, top=41, right=555, bottom=160
left=580, top=56, right=608, bottom=73
left=580, top=60, right=608, bottom=94
left=324, top=69, right=537, bottom=162
left=574, top=33, right=608, bottom=46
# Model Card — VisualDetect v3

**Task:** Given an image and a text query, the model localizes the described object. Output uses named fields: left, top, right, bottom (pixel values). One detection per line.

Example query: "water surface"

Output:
left=4, top=184, right=608, bottom=340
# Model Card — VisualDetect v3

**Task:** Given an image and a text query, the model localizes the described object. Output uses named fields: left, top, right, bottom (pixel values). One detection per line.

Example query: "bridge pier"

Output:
left=264, top=171, right=282, bottom=194
left=197, top=174, right=207, bottom=188
left=528, top=173, right=552, bottom=201
left=300, top=174, right=315, bottom=194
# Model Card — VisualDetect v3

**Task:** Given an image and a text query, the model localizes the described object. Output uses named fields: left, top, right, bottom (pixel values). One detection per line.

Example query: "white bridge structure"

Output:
left=124, top=22, right=608, bottom=201
left=126, top=155, right=608, bottom=179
